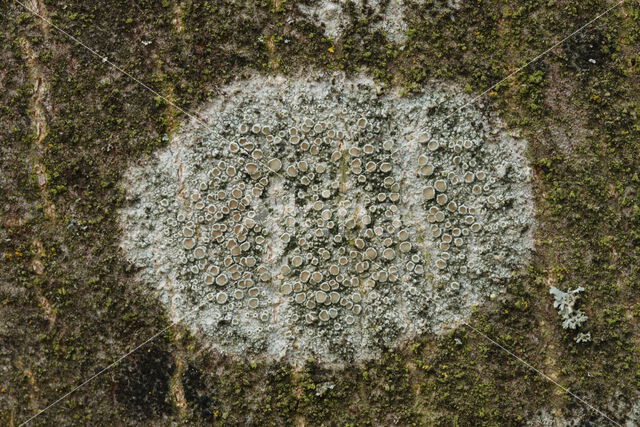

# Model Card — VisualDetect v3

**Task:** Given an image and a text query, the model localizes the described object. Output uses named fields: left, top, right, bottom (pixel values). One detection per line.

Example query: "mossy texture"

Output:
left=1, top=0, right=639, bottom=425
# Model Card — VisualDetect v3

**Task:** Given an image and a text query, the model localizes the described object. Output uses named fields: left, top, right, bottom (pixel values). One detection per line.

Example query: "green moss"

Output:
left=1, top=0, right=639, bottom=425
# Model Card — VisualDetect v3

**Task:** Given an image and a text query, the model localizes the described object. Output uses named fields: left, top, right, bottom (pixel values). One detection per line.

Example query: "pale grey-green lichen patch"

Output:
left=119, top=74, right=534, bottom=366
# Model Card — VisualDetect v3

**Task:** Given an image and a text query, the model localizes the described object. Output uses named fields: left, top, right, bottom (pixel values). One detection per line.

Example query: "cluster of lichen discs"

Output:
left=120, top=76, right=534, bottom=364
left=187, top=116, right=430, bottom=327
left=164, top=115, right=432, bottom=346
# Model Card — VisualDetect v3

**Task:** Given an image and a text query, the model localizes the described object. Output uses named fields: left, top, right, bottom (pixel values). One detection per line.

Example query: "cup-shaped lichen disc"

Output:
left=119, top=75, right=534, bottom=365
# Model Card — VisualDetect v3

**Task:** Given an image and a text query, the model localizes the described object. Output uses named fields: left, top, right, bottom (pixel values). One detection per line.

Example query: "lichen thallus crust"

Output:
left=120, top=75, right=534, bottom=365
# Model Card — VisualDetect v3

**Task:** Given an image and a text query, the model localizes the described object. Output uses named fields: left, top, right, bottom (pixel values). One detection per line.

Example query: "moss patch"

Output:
left=1, top=0, right=638, bottom=425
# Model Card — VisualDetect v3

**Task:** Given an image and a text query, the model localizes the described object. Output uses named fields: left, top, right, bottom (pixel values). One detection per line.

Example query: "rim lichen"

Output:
left=119, top=74, right=535, bottom=366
